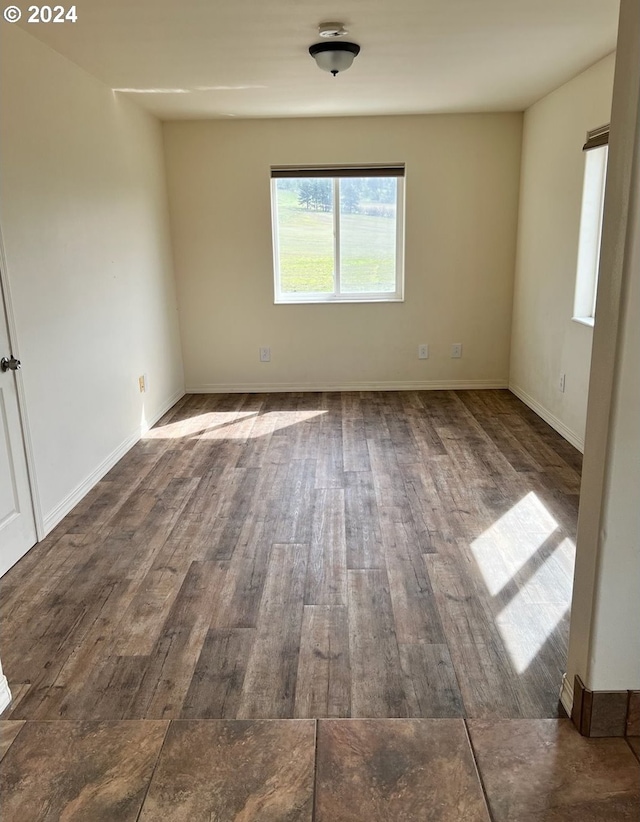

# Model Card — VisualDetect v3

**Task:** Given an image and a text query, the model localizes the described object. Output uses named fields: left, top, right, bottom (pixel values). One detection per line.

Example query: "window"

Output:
left=574, top=126, right=609, bottom=326
left=271, top=165, right=405, bottom=303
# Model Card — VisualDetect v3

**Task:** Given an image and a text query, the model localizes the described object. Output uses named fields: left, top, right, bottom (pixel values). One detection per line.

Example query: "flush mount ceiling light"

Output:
left=309, top=23, right=360, bottom=76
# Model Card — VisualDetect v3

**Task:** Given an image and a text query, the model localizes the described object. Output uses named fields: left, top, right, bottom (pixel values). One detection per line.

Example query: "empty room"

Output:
left=0, top=0, right=638, bottom=819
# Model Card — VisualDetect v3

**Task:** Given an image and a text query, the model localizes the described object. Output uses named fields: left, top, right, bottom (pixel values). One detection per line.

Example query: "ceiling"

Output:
left=18, top=0, right=619, bottom=120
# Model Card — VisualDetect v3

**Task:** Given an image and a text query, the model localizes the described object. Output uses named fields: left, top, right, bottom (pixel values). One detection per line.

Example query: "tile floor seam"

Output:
left=463, top=719, right=496, bottom=822
left=134, top=719, right=172, bottom=822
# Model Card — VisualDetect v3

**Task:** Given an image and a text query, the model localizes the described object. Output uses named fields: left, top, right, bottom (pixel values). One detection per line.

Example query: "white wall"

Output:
left=566, top=0, right=640, bottom=695
left=509, top=54, right=615, bottom=451
left=0, top=26, right=184, bottom=533
left=163, top=114, right=522, bottom=392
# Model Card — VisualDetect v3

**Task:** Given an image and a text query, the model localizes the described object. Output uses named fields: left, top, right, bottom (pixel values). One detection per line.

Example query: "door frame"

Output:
left=0, top=223, right=43, bottom=541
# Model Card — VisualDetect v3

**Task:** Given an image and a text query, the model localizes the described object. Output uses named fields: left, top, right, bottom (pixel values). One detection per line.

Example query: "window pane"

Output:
left=275, top=178, right=334, bottom=295
left=339, top=177, right=397, bottom=293
left=574, top=145, right=608, bottom=321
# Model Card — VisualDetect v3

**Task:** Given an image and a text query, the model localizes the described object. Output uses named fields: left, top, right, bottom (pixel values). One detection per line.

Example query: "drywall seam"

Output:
left=509, top=382, right=584, bottom=451
left=41, top=388, right=185, bottom=534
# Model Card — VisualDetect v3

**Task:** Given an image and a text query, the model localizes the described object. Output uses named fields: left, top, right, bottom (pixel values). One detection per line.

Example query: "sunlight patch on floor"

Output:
left=497, top=593, right=569, bottom=674
left=145, top=409, right=327, bottom=440
left=144, top=411, right=257, bottom=439
left=470, top=492, right=559, bottom=596
left=470, top=492, right=575, bottom=674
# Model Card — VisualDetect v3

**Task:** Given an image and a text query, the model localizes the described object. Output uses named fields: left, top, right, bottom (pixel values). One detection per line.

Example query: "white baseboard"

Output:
left=42, top=431, right=139, bottom=534
left=148, top=388, right=186, bottom=424
left=140, top=388, right=186, bottom=434
left=186, top=379, right=509, bottom=394
left=509, top=383, right=584, bottom=452
left=0, top=674, right=11, bottom=716
left=560, top=672, right=574, bottom=718
left=42, top=388, right=185, bottom=535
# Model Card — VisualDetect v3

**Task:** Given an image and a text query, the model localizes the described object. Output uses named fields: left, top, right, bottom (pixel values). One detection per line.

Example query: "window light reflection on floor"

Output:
left=144, top=409, right=328, bottom=440
left=497, top=581, right=570, bottom=674
left=470, top=492, right=559, bottom=596
left=470, top=492, right=575, bottom=674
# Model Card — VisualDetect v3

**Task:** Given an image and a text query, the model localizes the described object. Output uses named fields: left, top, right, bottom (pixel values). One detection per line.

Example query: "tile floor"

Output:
left=0, top=718, right=638, bottom=821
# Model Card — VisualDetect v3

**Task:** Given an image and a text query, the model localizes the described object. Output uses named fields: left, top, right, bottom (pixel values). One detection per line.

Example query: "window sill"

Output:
left=275, top=297, right=404, bottom=305
left=572, top=316, right=595, bottom=328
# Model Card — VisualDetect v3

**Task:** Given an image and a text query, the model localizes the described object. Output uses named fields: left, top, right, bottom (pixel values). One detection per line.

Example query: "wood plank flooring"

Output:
left=0, top=390, right=581, bottom=720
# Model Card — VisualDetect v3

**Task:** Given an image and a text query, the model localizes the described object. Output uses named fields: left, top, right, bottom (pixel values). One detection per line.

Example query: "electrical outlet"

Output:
left=260, top=347, right=271, bottom=362
left=559, top=373, right=566, bottom=393
left=418, top=344, right=429, bottom=360
left=451, top=343, right=462, bottom=359
left=138, top=375, right=146, bottom=393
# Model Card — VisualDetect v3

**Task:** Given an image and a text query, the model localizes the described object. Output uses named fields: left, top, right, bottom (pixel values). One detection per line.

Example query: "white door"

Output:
left=0, top=278, right=36, bottom=576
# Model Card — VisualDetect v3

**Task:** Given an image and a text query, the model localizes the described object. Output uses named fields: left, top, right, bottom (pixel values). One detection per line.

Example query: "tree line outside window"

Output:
left=278, top=177, right=397, bottom=217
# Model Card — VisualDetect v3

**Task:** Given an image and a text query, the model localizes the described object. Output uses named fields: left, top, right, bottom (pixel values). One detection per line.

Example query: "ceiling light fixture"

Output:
left=309, top=23, right=360, bottom=76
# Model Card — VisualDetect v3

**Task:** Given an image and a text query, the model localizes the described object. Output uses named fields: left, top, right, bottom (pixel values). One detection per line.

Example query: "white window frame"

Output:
left=271, top=172, right=405, bottom=304
left=573, top=138, right=608, bottom=327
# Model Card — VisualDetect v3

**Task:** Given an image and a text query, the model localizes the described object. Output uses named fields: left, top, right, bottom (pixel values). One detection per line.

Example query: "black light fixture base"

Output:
left=309, top=41, right=361, bottom=59
left=309, top=41, right=361, bottom=57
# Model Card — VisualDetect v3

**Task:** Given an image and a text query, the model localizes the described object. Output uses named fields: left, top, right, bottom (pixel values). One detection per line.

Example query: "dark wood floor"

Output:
left=0, top=390, right=582, bottom=721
